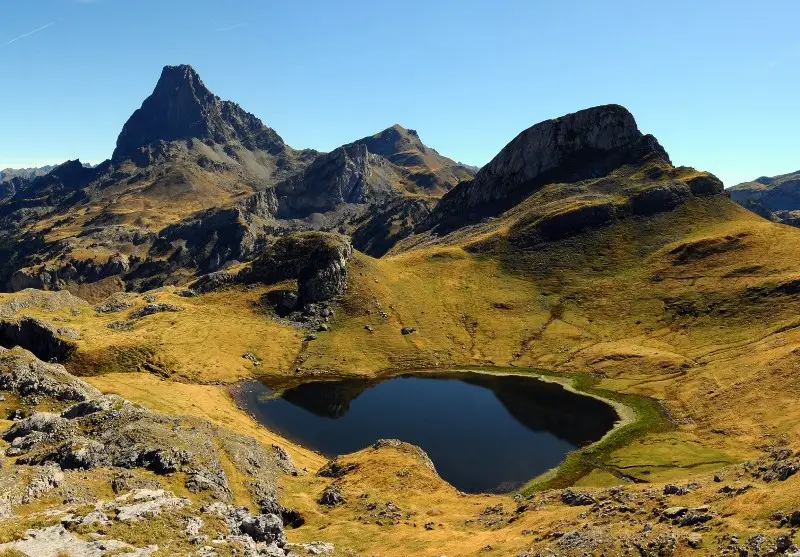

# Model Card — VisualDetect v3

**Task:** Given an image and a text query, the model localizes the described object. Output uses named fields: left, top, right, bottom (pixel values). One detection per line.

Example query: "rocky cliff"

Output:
left=114, top=65, right=288, bottom=163
left=425, top=104, right=671, bottom=231
left=238, top=232, right=353, bottom=304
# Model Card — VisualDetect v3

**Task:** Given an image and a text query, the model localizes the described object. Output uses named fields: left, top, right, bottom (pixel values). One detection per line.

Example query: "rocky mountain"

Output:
left=0, top=165, right=55, bottom=183
left=0, top=165, right=55, bottom=201
left=400, top=104, right=724, bottom=254
left=424, top=105, right=673, bottom=231
left=113, top=65, right=310, bottom=174
left=729, top=169, right=800, bottom=225
left=0, top=64, right=479, bottom=294
left=349, top=124, right=475, bottom=196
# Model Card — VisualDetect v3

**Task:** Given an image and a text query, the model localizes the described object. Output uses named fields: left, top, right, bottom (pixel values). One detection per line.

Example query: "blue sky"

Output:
left=1, top=0, right=798, bottom=186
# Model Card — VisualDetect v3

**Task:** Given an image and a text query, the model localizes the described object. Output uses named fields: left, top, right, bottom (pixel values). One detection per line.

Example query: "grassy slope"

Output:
left=7, top=180, right=800, bottom=553
left=8, top=190, right=800, bottom=481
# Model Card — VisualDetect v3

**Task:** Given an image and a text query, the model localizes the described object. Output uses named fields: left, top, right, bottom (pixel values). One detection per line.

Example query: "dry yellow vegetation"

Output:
left=5, top=181, right=800, bottom=554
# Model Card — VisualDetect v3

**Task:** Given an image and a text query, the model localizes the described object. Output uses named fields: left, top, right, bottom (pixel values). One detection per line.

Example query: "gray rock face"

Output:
left=113, top=64, right=288, bottom=163
left=427, top=104, right=670, bottom=229
left=351, top=197, right=435, bottom=257
left=0, top=347, right=100, bottom=401
left=0, top=317, right=78, bottom=363
left=239, top=232, right=353, bottom=304
left=318, top=485, right=346, bottom=507
left=151, top=188, right=281, bottom=276
left=239, top=513, right=287, bottom=544
left=275, top=144, right=400, bottom=218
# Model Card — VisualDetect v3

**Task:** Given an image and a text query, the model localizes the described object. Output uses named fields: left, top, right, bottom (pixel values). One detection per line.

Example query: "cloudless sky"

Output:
left=1, top=0, right=798, bottom=186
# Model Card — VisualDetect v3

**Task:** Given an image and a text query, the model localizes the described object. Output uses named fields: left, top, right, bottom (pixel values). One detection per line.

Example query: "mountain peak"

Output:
left=354, top=124, right=426, bottom=159
left=426, top=104, right=671, bottom=228
left=153, top=64, right=212, bottom=99
left=112, top=64, right=285, bottom=162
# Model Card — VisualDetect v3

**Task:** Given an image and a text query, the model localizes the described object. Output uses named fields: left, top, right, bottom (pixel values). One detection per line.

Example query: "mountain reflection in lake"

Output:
left=232, top=372, right=619, bottom=493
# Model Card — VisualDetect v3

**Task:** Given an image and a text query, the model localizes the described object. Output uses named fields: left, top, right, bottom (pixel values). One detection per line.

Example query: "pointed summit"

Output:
left=355, top=124, right=427, bottom=160
left=113, top=64, right=286, bottom=162
left=348, top=124, right=475, bottom=194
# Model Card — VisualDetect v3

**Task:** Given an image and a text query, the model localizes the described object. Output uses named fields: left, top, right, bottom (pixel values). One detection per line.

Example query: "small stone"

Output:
left=401, top=327, right=416, bottom=335
left=686, top=533, right=703, bottom=549
left=663, top=507, right=689, bottom=519
left=664, top=484, right=689, bottom=495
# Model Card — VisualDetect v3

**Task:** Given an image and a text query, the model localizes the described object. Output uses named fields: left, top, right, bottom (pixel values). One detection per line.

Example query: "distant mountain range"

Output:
left=729, top=170, right=800, bottom=226
left=0, top=166, right=56, bottom=182
left=0, top=64, right=477, bottom=291
left=0, top=63, right=734, bottom=300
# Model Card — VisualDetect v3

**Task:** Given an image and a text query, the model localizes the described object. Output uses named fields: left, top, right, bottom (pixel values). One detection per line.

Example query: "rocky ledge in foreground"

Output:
left=0, top=345, right=328, bottom=556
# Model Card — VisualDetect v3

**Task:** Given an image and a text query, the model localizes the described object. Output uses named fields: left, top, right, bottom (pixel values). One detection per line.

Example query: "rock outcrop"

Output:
left=237, top=232, right=353, bottom=303
left=0, top=346, right=99, bottom=401
left=0, top=318, right=78, bottom=362
left=426, top=104, right=670, bottom=230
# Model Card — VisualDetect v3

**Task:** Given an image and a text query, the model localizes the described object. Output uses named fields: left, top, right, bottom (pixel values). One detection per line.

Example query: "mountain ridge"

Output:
left=729, top=169, right=800, bottom=225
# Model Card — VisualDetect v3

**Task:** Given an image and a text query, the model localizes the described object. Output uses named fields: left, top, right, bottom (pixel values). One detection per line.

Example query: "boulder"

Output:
left=318, top=485, right=346, bottom=507
left=240, top=232, right=352, bottom=304
left=239, top=513, right=287, bottom=545
left=561, top=489, right=596, bottom=506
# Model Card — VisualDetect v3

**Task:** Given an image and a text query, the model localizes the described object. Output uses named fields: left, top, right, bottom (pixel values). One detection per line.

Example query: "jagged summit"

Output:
left=112, top=64, right=286, bottom=162
left=427, top=104, right=671, bottom=227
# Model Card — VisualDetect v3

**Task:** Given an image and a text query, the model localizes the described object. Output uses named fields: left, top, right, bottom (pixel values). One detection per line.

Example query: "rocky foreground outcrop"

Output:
left=0, top=346, right=318, bottom=556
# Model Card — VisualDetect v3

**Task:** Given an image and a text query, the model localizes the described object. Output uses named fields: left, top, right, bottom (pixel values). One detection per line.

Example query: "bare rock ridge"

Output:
left=348, top=124, right=475, bottom=195
left=275, top=144, right=401, bottom=218
left=425, top=104, right=672, bottom=231
left=113, top=64, right=288, bottom=163
left=729, top=169, right=800, bottom=226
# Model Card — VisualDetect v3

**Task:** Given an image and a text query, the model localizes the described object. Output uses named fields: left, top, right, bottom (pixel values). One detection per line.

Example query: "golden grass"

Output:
left=7, top=181, right=800, bottom=554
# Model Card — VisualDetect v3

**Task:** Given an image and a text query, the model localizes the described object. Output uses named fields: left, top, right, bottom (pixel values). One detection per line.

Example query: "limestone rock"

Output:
left=240, top=232, right=352, bottom=304
left=428, top=104, right=669, bottom=228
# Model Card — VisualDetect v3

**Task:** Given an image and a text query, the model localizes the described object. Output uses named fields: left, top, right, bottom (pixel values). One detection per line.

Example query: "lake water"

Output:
left=232, top=372, right=619, bottom=493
